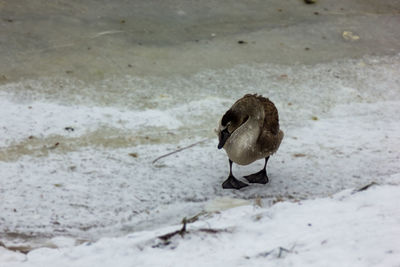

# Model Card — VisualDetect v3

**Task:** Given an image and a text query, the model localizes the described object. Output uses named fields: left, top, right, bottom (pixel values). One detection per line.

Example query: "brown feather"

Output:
left=241, top=94, right=281, bottom=153
left=241, top=94, right=280, bottom=135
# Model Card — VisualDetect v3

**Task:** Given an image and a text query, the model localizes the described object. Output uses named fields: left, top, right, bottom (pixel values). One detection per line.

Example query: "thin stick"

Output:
left=152, top=138, right=210, bottom=164
left=91, top=30, right=124, bottom=39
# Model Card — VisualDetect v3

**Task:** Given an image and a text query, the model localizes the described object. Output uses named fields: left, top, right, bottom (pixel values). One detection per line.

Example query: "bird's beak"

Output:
left=218, top=129, right=230, bottom=149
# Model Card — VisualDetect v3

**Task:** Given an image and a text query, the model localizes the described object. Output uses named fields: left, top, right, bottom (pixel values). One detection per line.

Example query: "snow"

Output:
left=1, top=184, right=399, bottom=267
left=1, top=3, right=400, bottom=262
left=1, top=54, right=400, bottom=266
left=1, top=1, right=400, bottom=266
left=0, top=97, right=182, bottom=147
left=1, top=53, right=400, bottom=267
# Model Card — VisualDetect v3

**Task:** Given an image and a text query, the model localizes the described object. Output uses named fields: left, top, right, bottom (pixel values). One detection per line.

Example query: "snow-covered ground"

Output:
left=2, top=184, right=400, bottom=266
left=1, top=0, right=400, bottom=266
left=1, top=54, right=400, bottom=266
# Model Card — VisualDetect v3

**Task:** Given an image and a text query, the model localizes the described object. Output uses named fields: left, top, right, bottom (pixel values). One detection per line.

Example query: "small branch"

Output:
left=278, top=247, right=291, bottom=258
left=352, top=182, right=378, bottom=194
left=152, top=138, right=210, bottom=164
left=91, top=30, right=124, bottom=39
left=256, top=244, right=296, bottom=259
left=158, top=218, right=187, bottom=242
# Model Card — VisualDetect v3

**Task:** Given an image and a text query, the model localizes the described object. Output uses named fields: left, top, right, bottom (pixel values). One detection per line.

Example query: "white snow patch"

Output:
left=0, top=96, right=182, bottom=147
left=1, top=184, right=399, bottom=267
left=45, top=237, right=78, bottom=249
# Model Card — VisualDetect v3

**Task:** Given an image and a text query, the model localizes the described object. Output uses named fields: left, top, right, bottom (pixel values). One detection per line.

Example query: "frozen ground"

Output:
left=1, top=0, right=400, bottom=266
left=1, top=54, right=400, bottom=257
left=1, top=183, right=400, bottom=266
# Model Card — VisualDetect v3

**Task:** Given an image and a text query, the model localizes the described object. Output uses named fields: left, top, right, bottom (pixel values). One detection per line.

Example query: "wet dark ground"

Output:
left=1, top=0, right=400, bottom=81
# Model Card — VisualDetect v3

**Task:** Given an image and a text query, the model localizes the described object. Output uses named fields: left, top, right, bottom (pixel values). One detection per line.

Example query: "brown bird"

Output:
left=217, top=94, right=284, bottom=189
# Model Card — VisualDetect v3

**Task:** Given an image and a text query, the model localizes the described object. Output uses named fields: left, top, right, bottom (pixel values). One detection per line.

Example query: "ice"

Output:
left=204, top=197, right=251, bottom=212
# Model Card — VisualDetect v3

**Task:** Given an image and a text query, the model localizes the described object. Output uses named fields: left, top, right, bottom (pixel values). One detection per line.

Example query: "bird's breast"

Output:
left=224, top=123, right=259, bottom=165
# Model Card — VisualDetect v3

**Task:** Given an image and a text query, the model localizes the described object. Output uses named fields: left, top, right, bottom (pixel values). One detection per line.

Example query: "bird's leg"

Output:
left=244, top=157, right=270, bottom=184
left=222, top=159, right=248, bottom=189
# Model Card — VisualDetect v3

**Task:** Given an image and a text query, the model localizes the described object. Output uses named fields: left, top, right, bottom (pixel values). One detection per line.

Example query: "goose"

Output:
left=217, top=94, right=284, bottom=189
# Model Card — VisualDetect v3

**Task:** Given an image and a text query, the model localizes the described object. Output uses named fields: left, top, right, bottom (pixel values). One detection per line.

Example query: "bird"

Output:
left=216, top=94, right=284, bottom=189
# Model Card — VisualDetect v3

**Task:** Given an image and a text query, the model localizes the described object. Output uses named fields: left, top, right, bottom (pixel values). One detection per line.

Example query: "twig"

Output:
left=185, top=211, right=207, bottom=223
left=152, top=138, right=210, bottom=164
left=157, top=217, right=187, bottom=242
left=157, top=216, right=228, bottom=244
left=278, top=247, right=291, bottom=258
left=91, top=30, right=124, bottom=39
left=351, top=182, right=378, bottom=194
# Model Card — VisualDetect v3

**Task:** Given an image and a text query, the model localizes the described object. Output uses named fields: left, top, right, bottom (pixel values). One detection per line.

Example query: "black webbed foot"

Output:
left=244, top=169, right=269, bottom=184
left=222, top=175, right=248, bottom=189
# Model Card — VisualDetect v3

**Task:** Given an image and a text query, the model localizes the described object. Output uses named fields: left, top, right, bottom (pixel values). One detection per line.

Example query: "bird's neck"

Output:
left=228, top=117, right=260, bottom=148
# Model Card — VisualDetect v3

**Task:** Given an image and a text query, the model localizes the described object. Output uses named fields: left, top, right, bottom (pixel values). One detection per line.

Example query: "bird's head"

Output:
left=217, top=109, right=248, bottom=149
